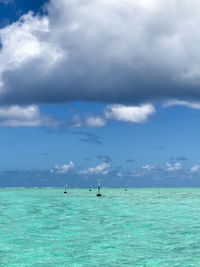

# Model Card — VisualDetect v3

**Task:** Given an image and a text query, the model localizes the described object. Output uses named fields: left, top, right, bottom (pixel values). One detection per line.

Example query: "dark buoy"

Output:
left=64, top=184, right=67, bottom=194
left=97, top=179, right=102, bottom=197
left=89, top=185, right=92, bottom=192
left=125, top=185, right=127, bottom=191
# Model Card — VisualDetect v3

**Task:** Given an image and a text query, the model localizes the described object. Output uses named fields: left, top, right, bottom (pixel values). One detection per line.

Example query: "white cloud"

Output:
left=166, top=162, right=182, bottom=171
left=85, top=116, right=106, bottom=127
left=51, top=161, right=74, bottom=174
left=131, top=164, right=158, bottom=177
left=0, top=12, right=62, bottom=88
left=163, top=100, right=200, bottom=109
left=191, top=164, right=200, bottom=173
left=116, top=172, right=123, bottom=177
left=80, top=162, right=110, bottom=175
left=105, top=104, right=155, bottom=123
left=0, top=105, right=63, bottom=127
left=70, top=115, right=82, bottom=128
left=0, top=105, right=39, bottom=121
left=142, top=164, right=155, bottom=171
left=130, top=170, right=145, bottom=177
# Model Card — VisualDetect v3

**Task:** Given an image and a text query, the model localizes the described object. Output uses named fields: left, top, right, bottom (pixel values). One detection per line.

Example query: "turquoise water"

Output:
left=0, top=188, right=200, bottom=266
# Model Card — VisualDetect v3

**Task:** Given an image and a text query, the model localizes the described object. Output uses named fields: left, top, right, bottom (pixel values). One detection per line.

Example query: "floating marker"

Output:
left=64, top=184, right=67, bottom=194
left=97, top=179, right=102, bottom=197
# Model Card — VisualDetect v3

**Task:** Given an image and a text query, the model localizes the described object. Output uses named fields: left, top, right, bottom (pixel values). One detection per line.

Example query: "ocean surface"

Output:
left=0, top=188, right=200, bottom=266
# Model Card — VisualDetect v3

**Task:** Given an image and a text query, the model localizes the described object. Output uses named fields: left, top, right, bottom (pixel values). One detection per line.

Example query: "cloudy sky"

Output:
left=0, top=0, right=200, bottom=187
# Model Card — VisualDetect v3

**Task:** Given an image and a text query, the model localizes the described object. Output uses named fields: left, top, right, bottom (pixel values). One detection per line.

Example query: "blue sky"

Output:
left=0, top=0, right=200, bottom=187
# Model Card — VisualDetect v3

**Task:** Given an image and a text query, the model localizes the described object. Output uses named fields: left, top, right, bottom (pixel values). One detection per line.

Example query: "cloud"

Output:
left=0, top=105, right=63, bottom=127
left=80, top=162, right=110, bottom=175
left=2, top=164, right=200, bottom=187
left=79, top=105, right=155, bottom=128
left=73, top=131, right=102, bottom=145
left=80, top=137, right=101, bottom=144
left=142, top=164, right=155, bottom=171
left=163, top=100, right=200, bottom=109
left=98, top=155, right=112, bottom=163
left=0, top=105, right=111, bottom=128
left=51, top=161, right=74, bottom=174
left=166, top=162, right=182, bottom=171
left=1, top=0, right=200, bottom=105
left=116, top=172, right=123, bottom=177
left=85, top=116, right=106, bottom=127
left=130, top=162, right=185, bottom=179
left=191, top=164, right=200, bottom=173
left=69, top=115, right=82, bottom=128
left=105, top=104, right=155, bottom=123
left=130, top=164, right=159, bottom=177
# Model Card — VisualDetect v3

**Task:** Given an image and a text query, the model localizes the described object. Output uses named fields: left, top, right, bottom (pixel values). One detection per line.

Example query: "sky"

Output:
left=0, top=0, right=200, bottom=187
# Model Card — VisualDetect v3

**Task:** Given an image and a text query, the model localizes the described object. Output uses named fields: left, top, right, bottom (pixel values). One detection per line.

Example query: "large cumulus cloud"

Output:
left=1, top=0, right=200, bottom=105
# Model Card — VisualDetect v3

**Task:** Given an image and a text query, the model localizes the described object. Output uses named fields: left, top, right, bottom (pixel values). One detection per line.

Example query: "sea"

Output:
left=0, top=188, right=200, bottom=266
